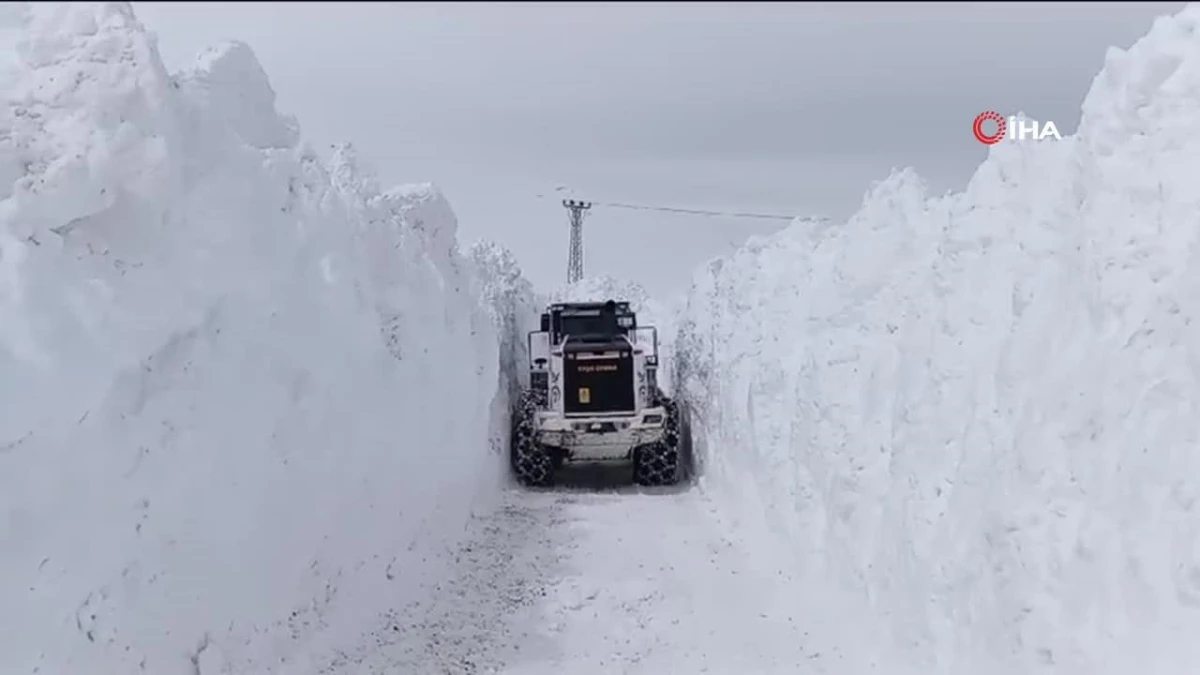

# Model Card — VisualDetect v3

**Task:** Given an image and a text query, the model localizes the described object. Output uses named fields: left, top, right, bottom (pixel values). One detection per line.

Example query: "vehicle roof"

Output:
left=548, top=300, right=632, bottom=311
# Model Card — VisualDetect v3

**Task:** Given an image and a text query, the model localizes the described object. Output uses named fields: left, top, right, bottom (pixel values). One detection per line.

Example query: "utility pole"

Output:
left=563, top=199, right=592, bottom=284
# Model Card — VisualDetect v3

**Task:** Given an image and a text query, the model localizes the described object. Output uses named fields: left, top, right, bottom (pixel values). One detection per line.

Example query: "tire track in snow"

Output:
left=321, top=486, right=575, bottom=674
left=328, top=464, right=832, bottom=674
left=500, top=484, right=824, bottom=675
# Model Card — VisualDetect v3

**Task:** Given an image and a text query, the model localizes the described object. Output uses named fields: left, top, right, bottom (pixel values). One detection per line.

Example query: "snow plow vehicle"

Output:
left=511, top=299, right=685, bottom=487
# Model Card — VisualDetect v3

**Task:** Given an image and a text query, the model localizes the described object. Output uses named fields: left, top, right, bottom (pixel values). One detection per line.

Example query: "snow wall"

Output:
left=676, top=5, right=1200, bottom=674
left=0, top=4, right=535, bottom=674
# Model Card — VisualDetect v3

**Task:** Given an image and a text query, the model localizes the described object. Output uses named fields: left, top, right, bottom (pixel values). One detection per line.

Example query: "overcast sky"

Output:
left=132, top=1, right=1186, bottom=296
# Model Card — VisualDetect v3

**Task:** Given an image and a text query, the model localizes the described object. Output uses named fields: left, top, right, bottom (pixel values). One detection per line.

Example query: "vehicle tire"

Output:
left=633, top=398, right=682, bottom=486
left=678, top=400, right=696, bottom=481
left=511, top=389, right=553, bottom=487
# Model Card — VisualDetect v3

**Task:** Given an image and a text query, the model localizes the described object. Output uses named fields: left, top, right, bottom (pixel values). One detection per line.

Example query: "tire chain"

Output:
left=514, top=389, right=686, bottom=488
left=511, top=390, right=553, bottom=487
left=634, top=399, right=682, bottom=486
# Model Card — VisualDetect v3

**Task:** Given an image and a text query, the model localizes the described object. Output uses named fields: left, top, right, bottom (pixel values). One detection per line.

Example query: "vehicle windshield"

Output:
left=560, top=311, right=611, bottom=337
left=558, top=308, right=629, bottom=339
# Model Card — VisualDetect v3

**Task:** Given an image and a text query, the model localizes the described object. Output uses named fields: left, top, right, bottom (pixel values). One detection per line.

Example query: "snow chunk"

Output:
left=1080, top=4, right=1200, bottom=155
left=327, top=141, right=380, bottom=199
left=381, top=181, right=461, bottom=264
left=0, top=2, right=178, bottom=236
left=177, top=40, right=299, bottom=150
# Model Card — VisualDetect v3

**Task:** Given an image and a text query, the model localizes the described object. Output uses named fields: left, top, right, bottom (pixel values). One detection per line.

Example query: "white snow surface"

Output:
left=470, top=239, right=543, bottom=452
left=676, top=4, right=1200, bottom=674
left=0, top=4, right=529, bottom=674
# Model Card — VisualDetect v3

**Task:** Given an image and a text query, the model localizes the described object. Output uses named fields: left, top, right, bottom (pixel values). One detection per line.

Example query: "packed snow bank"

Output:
left=0, top=4, right=522, bottom=674
left=677, top=5, right=1200, bottom=675
left=470, top=240, right=543, bottom=459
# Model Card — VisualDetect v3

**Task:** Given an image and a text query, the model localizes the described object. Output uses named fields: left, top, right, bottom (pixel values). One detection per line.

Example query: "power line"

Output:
left=598, top=200, right=809, bottom=221
left=536, top=191, right=829, bottom=222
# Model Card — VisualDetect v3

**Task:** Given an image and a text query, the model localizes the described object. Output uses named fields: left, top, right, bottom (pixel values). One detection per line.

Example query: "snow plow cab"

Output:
left=511, top=300, right=683, bottom=487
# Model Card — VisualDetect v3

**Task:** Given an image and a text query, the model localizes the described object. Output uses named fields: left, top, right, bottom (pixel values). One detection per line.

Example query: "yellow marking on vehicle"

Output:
left=579, top=387, right=591, bottom=404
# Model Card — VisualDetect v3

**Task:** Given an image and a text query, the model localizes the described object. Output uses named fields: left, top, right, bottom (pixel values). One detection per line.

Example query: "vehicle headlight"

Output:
left=638, top=385, right=646, bottom=400
left=551, top=385, right=560, bottom=403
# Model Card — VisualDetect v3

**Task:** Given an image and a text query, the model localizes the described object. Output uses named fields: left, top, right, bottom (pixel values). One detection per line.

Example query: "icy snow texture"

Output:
left=469, top=239, right=543, bottom=459
left=0, top=4, right=530, bottom=674
left=677, top=5, right=1200, bottom=674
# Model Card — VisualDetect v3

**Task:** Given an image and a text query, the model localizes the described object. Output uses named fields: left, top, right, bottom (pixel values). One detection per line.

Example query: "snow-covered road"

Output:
left=335, top=465, right=837, bottom=675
